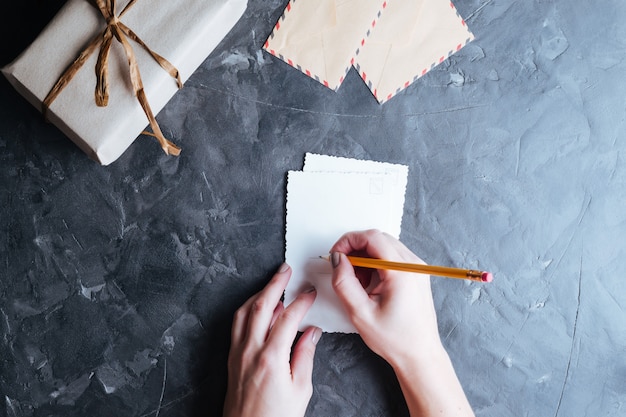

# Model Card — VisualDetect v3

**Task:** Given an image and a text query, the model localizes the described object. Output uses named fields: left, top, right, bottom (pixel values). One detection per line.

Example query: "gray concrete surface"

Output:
left=1, top=0, right=624, bottom=416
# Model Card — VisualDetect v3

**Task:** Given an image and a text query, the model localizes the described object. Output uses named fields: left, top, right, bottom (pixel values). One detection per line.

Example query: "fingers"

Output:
left=331, top=229, right=423, bottom=263
left=232, top=262, right=320, bottom=356
left=231, top=263, right=291, bottom=347
left=291, top=326, right=322, bottom=386
left=266, top=287, right=317, bottom=353
left=330, top=229, right=395, bottom=260
left=330, top=229, right=374, bottom=255
left=329, top=230, right=423, bottom=331
left=331, top=252, right=373, bottom=319
left=246, top=264, right=292, bottom=344
left=269, top=301, right=285, bottom=330
left=226, top=262, right=322, bottom=417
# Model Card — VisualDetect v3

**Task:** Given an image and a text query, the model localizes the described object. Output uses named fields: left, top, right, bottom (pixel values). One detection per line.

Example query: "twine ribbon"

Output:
left=43, top=0, right=182, bottom=156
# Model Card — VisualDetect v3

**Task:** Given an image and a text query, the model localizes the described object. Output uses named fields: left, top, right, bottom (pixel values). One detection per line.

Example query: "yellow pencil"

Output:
left=319, top=255, right=493, bottom=282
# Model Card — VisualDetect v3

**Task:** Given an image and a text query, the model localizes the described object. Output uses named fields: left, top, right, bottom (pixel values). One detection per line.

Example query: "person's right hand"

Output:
left=330, top=229, right=475, bottom=417
left=329, top=229, right=442, bottom=368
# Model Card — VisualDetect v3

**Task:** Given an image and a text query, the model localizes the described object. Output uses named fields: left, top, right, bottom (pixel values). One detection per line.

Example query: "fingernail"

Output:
left=278, top=263, right=290, bottom=273
left=331, top=252, right=341, bottom=268
left=304, top=286, right=316, bottom=294
left=311, top=327, right=323, bottom=345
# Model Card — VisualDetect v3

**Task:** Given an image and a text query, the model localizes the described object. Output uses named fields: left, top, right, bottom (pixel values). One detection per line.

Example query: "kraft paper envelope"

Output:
left=285, top=155, right=408, bottom=333
left=264, top=0, right=389, bottom=90
left=354, top=0, right=474, bottom=103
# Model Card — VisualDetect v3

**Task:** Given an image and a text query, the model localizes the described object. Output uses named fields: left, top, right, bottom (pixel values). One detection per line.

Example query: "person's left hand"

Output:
left=223, top=263, right=322, bottom=417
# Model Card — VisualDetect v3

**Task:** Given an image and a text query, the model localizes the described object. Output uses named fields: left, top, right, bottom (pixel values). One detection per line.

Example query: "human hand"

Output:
left=223, top=263, right=322, bottom=417
left=329, top=229, right=442, bottom=368
left=331, top=230, right=475, bottom=417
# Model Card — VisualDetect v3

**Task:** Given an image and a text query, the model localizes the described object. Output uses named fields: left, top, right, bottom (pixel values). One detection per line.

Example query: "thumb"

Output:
left=331, top=252, right=373, bottom=317
left=291, top=326, right=322, bottom=386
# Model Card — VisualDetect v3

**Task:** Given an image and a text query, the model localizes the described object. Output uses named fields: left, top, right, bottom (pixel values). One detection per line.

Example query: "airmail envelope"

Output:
left=354, top=0, right=474, bottom=103
left=263, top=0, right=389, bottom=90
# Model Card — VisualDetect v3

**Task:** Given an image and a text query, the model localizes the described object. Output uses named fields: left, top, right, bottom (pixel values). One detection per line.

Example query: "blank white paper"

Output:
left=284, top=154, right=408, bottom=333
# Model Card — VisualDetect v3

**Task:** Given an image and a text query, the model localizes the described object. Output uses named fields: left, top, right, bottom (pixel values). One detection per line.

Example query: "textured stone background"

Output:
left=1, top=0, right=625, bottom=416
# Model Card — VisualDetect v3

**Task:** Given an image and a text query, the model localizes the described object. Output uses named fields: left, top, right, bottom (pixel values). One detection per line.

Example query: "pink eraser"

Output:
left=481, top=272, right=494, bottom=282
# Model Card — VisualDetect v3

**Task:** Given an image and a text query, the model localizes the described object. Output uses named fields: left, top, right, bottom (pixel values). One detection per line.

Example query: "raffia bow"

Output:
left=43, top=0, right=182, bottom=156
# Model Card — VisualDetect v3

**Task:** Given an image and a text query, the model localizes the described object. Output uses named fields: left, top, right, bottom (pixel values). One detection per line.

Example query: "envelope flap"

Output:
left=265, top=0, right=389, bottom=90
left=355, top=0, right=473, bottom=103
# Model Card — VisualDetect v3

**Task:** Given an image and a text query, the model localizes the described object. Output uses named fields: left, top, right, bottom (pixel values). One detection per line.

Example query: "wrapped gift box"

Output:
left=2, top=0, right=247, bottom=165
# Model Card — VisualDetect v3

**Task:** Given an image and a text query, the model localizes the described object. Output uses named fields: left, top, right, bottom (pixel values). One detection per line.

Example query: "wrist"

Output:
left=389, top=343, right=475, bottom=417
left=387, top=339, right=449, bottom=377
